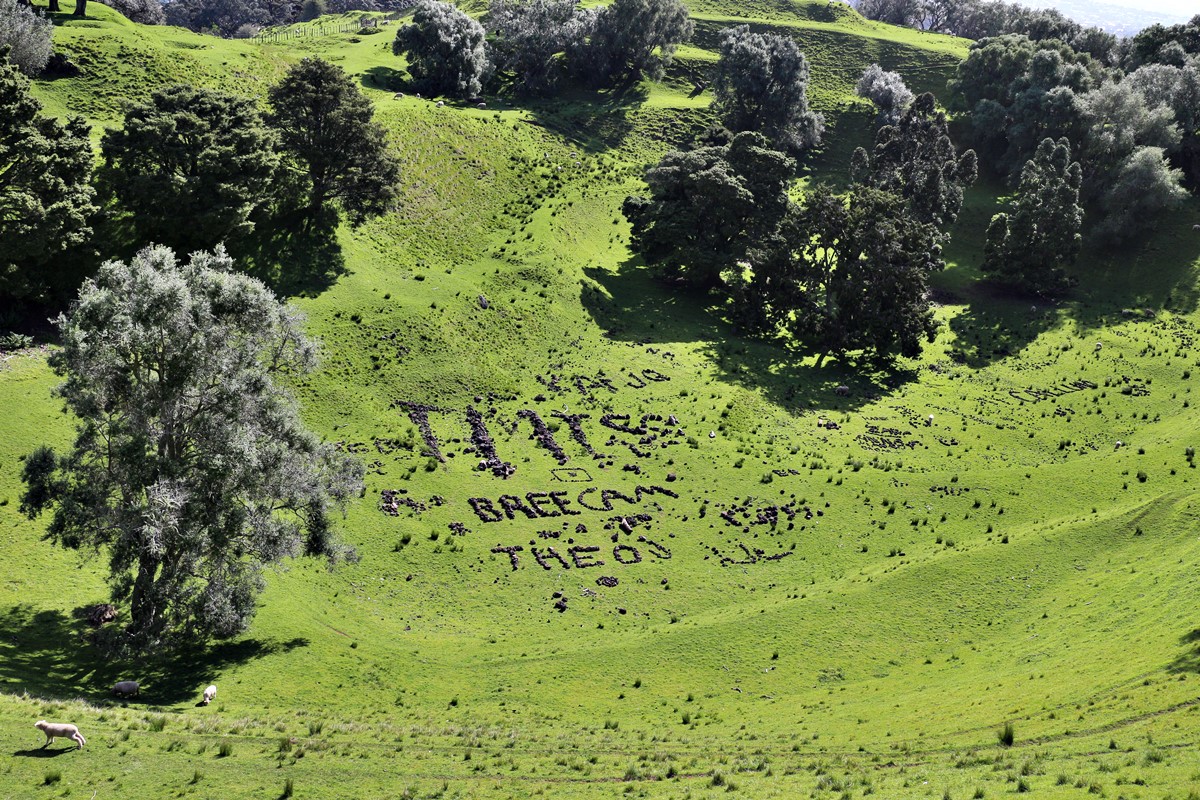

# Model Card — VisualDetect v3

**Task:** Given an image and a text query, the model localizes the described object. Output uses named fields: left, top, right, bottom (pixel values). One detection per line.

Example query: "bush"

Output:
left=0, top=0, right=53, bottom=76
left=218, top=740, right=234, bottom=757
left=998, top=722, right=1015, bottom=746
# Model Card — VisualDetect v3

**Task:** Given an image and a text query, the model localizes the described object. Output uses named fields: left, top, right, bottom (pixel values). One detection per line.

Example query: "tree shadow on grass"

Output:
left=582, top=259, right=919, bottom=413
left=945, top=285, right=1062, bottom=368
left=521, top=82, right=652, bottom=154
left=238, top=210, right=348, bottom=299
left=1166, top=627, right=1200, bottom=675
left=361, top=65, right=408, bottom=94
left=0, top=604, right=308, bottom=706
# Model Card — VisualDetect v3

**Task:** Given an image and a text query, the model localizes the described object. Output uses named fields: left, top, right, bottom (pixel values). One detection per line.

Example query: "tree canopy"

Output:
left=711, top=25, right=824, bottom=155
left=856, top=63, right=914, bottom=125
left=0, top=57, right=96, bottom=306
left=0, top=0, right=52, bottom=75
left=394, top=0, right=490, bottom=98
left=487, top=0, right=588, bottom=95
left=851, top=92, right=977, bottom=230
left=98, top=84, right=279, bottom=254
left=573, top=0, right=693, bottom=85
left=21, top=245, right=364, bottom=653
left=622, top=131, right=796, bottom=289
left=982, top=137, right=1082, bottom=295
left=267, top=57, right=401, bottom=227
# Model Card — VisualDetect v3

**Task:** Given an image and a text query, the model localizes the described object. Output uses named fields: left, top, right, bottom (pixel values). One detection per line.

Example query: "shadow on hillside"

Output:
left=0, top=604, right=308, bottom=705
left=1167, top=626, right=1200, bottom=675
left=1068, top=209, right=1200, bottom=332
left=239, top=211, right=347, bottom=299
left=946, top=287, right=1061, bottom=368
left=522, top=82, right=651, bottom=153
left=361, top=65, right=407, bottom=93
left=581, top=260, right=917, bottom=412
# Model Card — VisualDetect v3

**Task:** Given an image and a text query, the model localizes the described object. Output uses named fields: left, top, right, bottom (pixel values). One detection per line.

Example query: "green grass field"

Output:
left=3, top=1, right=1200, bottom=797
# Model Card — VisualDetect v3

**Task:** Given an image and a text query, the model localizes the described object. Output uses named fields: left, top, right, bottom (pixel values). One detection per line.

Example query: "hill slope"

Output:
left=3, top=2, right=1200, bottom=797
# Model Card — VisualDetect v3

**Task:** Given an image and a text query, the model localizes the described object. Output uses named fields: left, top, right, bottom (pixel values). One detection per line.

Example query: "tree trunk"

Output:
left=48, top=0, right=60, bottom=12
left=73, top=0, right=86, bottom=17
left=127, top=556, right=162, bottom=645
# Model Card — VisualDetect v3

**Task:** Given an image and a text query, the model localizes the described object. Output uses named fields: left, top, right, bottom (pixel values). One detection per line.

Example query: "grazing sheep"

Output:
left=1194, top=224, right=1200, bottom=231
left=435, top=100, right=444, bottom=108
left=1095, top=342, right=1103, bottom=351
left=35, top=721, right=85, bottom=749
left=926, top=414, right=934, bottom=426
left=835, top=385, right=850, bottom=396
left=202, top=685, right=217, bottom=705
left=393, top=92, right=404, bottom=99
left=1115, top=440, right=1123, bottom=449
left=112, top=680, right=139, bottom=698
left=476, top=102, right=486, bottom=109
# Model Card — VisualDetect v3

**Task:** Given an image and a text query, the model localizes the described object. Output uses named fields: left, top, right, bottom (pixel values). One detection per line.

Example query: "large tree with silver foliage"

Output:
left=711, top=25, right=824, bottom=154
left=21, top=245, right=364, bottom=654
left=393, top=0, right=490, bottom=98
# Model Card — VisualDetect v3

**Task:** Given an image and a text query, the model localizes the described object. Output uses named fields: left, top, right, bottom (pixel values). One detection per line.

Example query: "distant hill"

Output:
left=1021, top=0, right=1194, bottom=35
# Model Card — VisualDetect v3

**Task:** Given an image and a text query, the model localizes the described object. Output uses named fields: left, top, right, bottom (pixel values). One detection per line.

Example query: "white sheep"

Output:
left=202, top=685, right=217, bottom=705
left=35, top=720, right=85, bottom=749
left=112, top=680, right=139, bottom=698
left=435, top=100, right=444, bottom=108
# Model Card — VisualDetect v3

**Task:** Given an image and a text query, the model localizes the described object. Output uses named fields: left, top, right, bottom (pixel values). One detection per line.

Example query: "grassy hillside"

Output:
left=3, top=1, right=1200, bottom=797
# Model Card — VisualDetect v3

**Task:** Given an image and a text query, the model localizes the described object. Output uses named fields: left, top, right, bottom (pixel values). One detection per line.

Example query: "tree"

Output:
left=711, top=25, right=824, bottom=155
left=21, top=245, right=364, bottom=653
left=982, top=137, right=1082, bottom=295
left=267, top=57, right=400, bottom=226
left=98, top=84, right=278, bottom=254
left=1093, top=146, right=1187, bottom=245
left=851, top=92, right=977, bottom=230
left=393, top=0, right=490, bottom=98
left=487, top=0, right=589, bottom=95
left=1125, top=58, right=1200, bottom=189
left=572, top=0, right=692, bottom=86
left=856, top=63, right=913, bottom=125
left=771, top=184, right=943, bottom=364
left=622, top=131, right=795, bottom=289
left=0, top=57, right=96, bottom=305
left=0, top=0, right=52, bottom=75
left=856, top=0, right=922, bottom=28
left=948, top=35, right=1104, bottom=175
left=104, top=0, right=166, bottom=24
left=164, top=0, right=272, bottom=36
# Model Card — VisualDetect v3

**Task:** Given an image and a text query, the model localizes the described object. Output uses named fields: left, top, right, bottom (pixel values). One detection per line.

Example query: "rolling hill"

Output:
left=2, top=1, right=1200, bottom=797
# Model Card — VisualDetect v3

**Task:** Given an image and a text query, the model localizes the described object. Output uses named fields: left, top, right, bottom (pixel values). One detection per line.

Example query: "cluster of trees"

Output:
left=163, top=0, right=408, bottom=37
left=393, top=0, right=693, bottom=98
left=855, top=0, right=1118, bottom=63
left=624, top=92, right=975, bottom=363
left=0, top=56, right=399, bottom=307
left=949, top=33, right=1195, bottom=252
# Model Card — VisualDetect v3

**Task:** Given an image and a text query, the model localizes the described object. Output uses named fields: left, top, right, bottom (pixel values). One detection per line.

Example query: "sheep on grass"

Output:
left=35, top=721, right=86, bottom=749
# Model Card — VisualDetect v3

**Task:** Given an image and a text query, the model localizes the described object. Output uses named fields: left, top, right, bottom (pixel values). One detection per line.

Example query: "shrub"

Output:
left=43, top=770, right=61, bottom=785
left=998, top=722, right=1015, bottom=746
left=0, top=0, right=52, bottom=76
left=218, top=740, right=234, bottom=758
